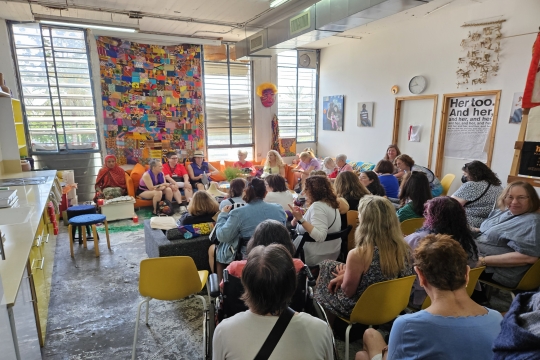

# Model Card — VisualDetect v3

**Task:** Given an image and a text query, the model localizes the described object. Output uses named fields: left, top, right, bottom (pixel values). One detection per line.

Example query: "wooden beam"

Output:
left=507, top=175, right=540, bottom=187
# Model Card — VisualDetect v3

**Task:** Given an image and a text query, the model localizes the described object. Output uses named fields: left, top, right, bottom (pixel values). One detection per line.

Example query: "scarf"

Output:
left=96, top=155, right=126, bottom=189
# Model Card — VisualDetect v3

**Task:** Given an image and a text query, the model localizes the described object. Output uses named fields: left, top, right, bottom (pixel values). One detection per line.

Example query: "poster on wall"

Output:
left=357, top=102, right=373, bottom=127
left=322, top=95, right=344, bottom=131
left=278, top=138, right=296, bottom=157
left=509, top=92, right=524, bottom=124
left=96, top=36, right=205, bottom=165
left=444, top=95, right=497, bottom=161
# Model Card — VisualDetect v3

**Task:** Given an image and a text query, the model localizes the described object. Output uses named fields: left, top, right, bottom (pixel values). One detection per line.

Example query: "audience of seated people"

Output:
left=138, top=159, right=182, bottom=215
left=374, top=159, right=399, bottom=198
left=357, top=234, right=502, bottom=360
left=289, top=175, right=344, bottom=267
left=212, top=244, right=334, bottom=359
left=187, top=150, right=221, bottom=191
left=314, top=195, right=414, bottom=324
left=396, top=171, right=432, bottom=222
left=383, top=144, right=404, bottom=179
left=178, top=190, right=219, bottom=226
left=218, top=178, right=247, bottom=210
left=263, top=174, right=294, bottom=211
left=334, top=170, right=370, bottom=211
left=405, top=196, right=479, bottom=307
left=162, top=151, right=193, bottom=203
left=395, top=154, right=443, bottom=196
left=359, top=171, right=386, bottom=196
left=452, top=160, right=503, bottom=228
left=94, top=154, right=127, bottom=203
left=475, top=181, right=540, bottom=290
left=259, top=150, right=286, bottom=178
left=209, top=177, right=286, bottom=281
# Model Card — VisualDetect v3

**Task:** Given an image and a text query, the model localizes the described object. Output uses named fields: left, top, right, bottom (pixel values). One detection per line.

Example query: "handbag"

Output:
left=150, top=215, right=177, bottom=230
left=253, top=307, right=295, bottom=360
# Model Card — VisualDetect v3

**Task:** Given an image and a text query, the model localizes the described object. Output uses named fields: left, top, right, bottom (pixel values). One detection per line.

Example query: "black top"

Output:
left=179, top=212, right=215, bottom=226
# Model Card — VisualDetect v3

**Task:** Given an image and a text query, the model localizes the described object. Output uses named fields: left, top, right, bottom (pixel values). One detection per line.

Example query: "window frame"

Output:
left=202, top=44, right=254, bottom=156
left=277, top=50, right=319, bottom=144
left=8, top=21, right=101, bottom=154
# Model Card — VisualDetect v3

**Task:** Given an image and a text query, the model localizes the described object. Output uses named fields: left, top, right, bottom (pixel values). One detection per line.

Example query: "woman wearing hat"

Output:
left=187, top=150, right=221, bottom=191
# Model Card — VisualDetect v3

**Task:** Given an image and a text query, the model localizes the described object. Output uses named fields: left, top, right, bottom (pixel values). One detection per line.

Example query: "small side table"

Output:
left=100, top=199, right=135, bottom=221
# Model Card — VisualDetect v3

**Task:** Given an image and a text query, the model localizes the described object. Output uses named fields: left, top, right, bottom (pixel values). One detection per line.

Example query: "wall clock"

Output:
left=391, top=85, right=399, bottom=95
left=409, top=76, right=427, bottom=94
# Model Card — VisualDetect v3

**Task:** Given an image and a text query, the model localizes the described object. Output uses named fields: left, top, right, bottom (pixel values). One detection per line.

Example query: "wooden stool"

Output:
left=66, top=205, right=97, bottom=244
left=68, top=214, right=110, bottom=257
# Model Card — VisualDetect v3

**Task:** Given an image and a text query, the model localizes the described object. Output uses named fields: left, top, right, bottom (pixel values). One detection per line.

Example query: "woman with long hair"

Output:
left=259, top=150, right=286, bottom=178
left=405, top=196, right=478, bottom=306
left=395, top=154, right=442, bottom=196
left=383, top=144, right=404, bottom=179
left=178, top=191, right=219, bottom=226
left=397, top=171, right=432, bottom=222
left=359, top=171, right=386, bottom=196
left=314, top=196, right=413, bottom=321
left=334, top=171, right=370, bottom=211
left=452, top=160, right=503, bottom=227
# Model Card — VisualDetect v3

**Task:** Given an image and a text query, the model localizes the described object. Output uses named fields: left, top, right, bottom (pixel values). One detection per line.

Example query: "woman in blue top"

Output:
left=187, top=150, right=220, bottom=191
left=395, top=154, right=443, bottom=197
left=374, top=160, right=399, bottom=199
left=208, top=177, right=286, bottom=281
left=356, top=234, right=502, bottom=360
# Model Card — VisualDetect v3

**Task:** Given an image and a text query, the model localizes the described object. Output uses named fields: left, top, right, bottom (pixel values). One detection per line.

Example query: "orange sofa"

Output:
left=126, top=163, right=153, bottom=208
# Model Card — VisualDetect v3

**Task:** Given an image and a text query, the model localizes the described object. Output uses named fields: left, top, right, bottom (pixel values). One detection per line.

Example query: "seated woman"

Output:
left=475, top=181, right=540, bottom=288
left=452, top=160, right=503, bottom=228
left=178, top=191, right=219, bottom=226
left=233, top=149, right=254, bottom=175
left=322, top=157, right=338, bottom=177
left=357, top=235, right=502, bottom=360
left=289, top=176, right=342, bottom=266
left=219, top=178, right=247, bottom=210
left=405, top=196, right=478, bottom=307
left=395, top=154, right=443, bottom=197
left=208, top=177, right=286, bottom=280
left=334, top=171, right=370, bottom=211
left=94, top=155, right=127, bottom=202
left=222, top=219, right=304, bottom=289
left=359, top=171, right=386, bottom=196
left=264, top=174, right=294, bottom=211
left=396, top=171, right=432, bottom=222
left=383, top=144, right=404, bottom=179
left=259, top=150, right=286, bottom=178
left=314, top=196, right=413, bottom=322
left=138, top=159, right=181, bottom=215
left=334, top=153, right=353, bottom=174
left=293, top=151, right=321, bottom=186
left=162, top=152, right=193, bottom=203
left=187, top=150, right=221, bottom=191
left=374, top=160, right=399, bottom=198
left=212, top=244, right=334, bottom=360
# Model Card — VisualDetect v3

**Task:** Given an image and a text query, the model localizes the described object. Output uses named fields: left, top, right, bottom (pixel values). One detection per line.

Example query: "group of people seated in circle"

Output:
left=94, top=145, right=540, bottom=359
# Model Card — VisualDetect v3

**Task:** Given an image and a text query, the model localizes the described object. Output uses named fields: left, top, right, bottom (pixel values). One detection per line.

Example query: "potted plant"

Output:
left=223, top=166, right=243, bottom=182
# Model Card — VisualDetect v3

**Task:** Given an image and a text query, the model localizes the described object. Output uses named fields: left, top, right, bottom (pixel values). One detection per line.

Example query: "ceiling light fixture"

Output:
left=38, top=20, right=138, bottom=33
left=270, top=0, right=289, bottom=8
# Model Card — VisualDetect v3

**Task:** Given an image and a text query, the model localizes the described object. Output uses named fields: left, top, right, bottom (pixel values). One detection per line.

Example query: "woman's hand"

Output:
left=328, top=274, right=344, bottom=295
left=333, top=263, right=346, bottom=276
left=288, top=204, right=304, bottom=220
left=222, top=205, right=233, bottom=213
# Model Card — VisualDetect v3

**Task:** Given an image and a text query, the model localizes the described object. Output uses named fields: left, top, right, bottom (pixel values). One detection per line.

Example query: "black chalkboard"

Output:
left=519, top=142, right=540, bottom=177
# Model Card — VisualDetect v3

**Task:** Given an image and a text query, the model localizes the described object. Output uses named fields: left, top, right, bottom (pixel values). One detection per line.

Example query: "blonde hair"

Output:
left=265, top=150, right=284, bottom=169
left=299, top=151, right=313, bottom=161
left=238, top=149, right=248, bottom=157
left=187, top=191, right=219, bottom=216
left=256, top=82, right=278, bottom=97
left=355, top=196, right=411, bottom=278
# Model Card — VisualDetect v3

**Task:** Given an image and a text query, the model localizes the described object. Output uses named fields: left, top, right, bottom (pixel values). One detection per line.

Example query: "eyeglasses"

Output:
left=505, top=196, right=529, bottom=202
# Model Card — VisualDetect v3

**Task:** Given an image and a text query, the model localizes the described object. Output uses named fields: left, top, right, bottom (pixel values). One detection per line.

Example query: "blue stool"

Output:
left=67, top=205, right=97, bottom=244
left=68, top=214, right=110, bottom=257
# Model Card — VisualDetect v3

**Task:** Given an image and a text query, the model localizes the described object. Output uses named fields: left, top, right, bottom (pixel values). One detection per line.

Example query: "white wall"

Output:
left=317, top=0, right=540, bottom=192
left=0, top=20, right=19, bottom=99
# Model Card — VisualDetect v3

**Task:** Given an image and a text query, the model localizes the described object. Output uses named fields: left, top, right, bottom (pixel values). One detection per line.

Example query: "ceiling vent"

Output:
left=250, top=33, right=265, bottom=52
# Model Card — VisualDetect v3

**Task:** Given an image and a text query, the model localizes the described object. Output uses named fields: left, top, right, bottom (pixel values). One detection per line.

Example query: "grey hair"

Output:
left=238, top=149, right=248, bottom=156
left=149, top=159, right=161, bottom=170
left=336, top=154, right=347, bottom=162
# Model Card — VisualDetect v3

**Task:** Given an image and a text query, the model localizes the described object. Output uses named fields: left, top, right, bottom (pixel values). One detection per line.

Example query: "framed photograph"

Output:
left=322, top=95, right=344, bottom=131
left=279, top=138, right=296, bottom=157
left=509, top=92, right=524, bottom=124
left=357, top=102, right=374, bottom=127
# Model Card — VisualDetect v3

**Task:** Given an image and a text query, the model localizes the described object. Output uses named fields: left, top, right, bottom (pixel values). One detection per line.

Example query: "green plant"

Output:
left=223, top=166, right=242, bottom=182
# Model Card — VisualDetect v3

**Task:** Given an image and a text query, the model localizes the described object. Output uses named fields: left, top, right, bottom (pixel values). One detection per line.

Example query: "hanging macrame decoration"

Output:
left=271, top=114, right=280, bottom=152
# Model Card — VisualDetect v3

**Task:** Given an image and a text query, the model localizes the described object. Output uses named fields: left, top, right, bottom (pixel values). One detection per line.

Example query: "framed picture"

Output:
left=509, top=92, right=524, bottom=124
left=323, top=95, right=344, bottom=131
left=279, top=138, right=296, bottom=157
left=357, top=102, right=374, bottom=127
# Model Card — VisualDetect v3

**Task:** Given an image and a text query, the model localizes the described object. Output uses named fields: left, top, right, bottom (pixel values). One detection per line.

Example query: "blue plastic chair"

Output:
left=68, top=214, right=110, bottom=257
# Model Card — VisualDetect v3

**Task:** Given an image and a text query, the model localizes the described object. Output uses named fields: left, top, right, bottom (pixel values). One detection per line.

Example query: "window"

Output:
left=11, top=23, right=99, bottom=152
left=277, top=50, right=317, bottom=143
left=204, top=44, right=253, bottom=161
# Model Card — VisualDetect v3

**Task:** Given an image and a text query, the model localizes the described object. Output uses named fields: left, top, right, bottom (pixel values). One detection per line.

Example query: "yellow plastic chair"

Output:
left=400, top=218, right=425, bottom=236
left=421, top=266, right=485, bottom=309
left=346, top=210, right=359, bottom=251
left=480, top=259, right=540, bottom=300
left=440, top=174, right=456, bottom=196
left=339, top=275, right=416, bottom=360
left=132, top=257, right=209, bottom=360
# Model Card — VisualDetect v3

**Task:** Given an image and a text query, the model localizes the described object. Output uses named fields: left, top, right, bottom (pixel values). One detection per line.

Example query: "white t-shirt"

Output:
left=294, top=201, right=342, bottom=266
left=219, top=196, right=246, bottom=210
left=264, top=191, right=294, bottom=211
left=212, top=310, right=333, bottom=360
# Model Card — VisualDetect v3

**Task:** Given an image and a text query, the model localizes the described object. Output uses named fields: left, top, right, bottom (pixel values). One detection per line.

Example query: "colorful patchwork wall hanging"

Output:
left=96, top=36, right=205, bottom=165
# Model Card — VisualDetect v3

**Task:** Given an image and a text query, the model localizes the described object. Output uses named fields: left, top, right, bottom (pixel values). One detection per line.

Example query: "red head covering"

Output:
left=96, top=155, right=126, bottom=190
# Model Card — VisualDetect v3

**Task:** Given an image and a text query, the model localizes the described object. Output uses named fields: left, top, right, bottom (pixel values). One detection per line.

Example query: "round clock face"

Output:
left=409, top=76, right=427, bottom=94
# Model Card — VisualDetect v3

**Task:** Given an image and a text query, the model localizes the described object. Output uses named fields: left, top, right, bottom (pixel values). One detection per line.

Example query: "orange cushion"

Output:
left=209, top=161, right=223, bottom=172
left=131, top=163, right=146, bottom=189
left=224, top=160, right=236, bottom=169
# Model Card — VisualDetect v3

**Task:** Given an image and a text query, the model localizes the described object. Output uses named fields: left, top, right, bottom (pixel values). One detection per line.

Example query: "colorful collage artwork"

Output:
left=96, top=36, right=204, bottom=165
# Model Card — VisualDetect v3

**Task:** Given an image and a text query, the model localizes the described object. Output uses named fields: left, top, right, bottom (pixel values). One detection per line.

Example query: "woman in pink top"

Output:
left=221, top=219, right=304, bottom=290
left=232, top=149, right=255, bottom=176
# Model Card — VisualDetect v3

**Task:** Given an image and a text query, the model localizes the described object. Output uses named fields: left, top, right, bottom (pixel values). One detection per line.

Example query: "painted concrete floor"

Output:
left=42, top=221, right=512, bottom=360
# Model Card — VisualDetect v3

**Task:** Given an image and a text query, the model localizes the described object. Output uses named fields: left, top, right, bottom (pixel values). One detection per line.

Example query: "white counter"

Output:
left=0, top=171, right=56, bottom=305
